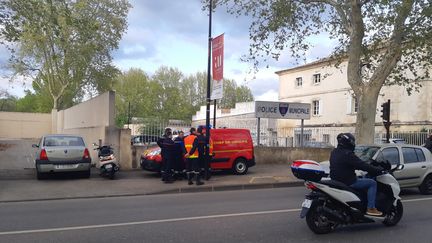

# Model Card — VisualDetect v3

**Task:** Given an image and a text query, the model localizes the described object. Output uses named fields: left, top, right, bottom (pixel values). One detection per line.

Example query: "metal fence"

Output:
left=128, top=117, right=431, bottom=147
left=375, top=131, right=431, bottom=146
left=128, top=118, right=191, bottom=145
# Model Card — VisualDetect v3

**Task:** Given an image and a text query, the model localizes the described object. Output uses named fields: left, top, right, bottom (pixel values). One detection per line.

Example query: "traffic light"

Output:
left=380, top=100, right=391, bottom=122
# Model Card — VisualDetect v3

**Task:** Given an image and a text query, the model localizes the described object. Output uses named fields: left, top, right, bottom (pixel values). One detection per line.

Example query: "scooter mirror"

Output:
left=92, top=143, right=98, bottom=146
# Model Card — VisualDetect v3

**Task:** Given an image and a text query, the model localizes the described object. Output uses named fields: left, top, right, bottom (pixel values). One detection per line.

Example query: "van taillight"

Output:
left=83, top=148, right=90, bottom=159
left=40, top=149, right=48, bottom=160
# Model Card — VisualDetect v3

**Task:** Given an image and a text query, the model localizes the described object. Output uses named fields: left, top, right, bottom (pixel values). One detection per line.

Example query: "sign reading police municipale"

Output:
left=255, top=101, right=311, bottom=119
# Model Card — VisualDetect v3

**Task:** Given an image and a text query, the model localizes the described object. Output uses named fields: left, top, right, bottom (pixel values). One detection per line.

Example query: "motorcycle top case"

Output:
left=291, top=160, right=325, bottom=182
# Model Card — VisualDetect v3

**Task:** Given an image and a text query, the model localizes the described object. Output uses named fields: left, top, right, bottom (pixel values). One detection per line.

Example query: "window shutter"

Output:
left=347, top=95, right=352, bottom=114
left=319, top=100, right=323, bottom=115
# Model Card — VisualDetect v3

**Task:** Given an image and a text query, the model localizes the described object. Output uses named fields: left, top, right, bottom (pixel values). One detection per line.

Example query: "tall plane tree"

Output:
left=213, top=0, right=431, bottom=143
left=0, top=0, right=130, bottom=110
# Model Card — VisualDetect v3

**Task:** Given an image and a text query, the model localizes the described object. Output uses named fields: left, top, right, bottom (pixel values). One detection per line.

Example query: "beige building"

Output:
left=276, top=59, right=432, bottom=145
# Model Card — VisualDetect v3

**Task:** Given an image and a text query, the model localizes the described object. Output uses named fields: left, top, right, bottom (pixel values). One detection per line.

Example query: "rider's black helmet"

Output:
left=337, top=133, right=356, bottom=150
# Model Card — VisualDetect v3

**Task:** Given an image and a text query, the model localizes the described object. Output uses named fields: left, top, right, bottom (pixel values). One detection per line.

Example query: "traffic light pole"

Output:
left=381, top=99, right=391, bottom=143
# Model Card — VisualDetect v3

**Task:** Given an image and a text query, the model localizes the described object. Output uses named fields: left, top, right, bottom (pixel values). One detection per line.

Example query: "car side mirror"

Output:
left=32, top=144, right=39, bottom=148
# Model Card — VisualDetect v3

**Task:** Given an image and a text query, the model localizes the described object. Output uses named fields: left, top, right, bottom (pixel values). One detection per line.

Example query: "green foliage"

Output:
left=15, top=90, right=52, bottom=113
left=0, top=0, right=130, bottom=110
left=0, top=90, right=17, bottom=111
left=217, top=79, right=254, bottom=109
left=114, top=67, right=255, bottom=127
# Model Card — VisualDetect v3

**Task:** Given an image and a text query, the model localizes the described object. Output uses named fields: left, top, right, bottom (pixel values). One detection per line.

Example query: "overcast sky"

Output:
left=0, top=0, right=336, bottom=101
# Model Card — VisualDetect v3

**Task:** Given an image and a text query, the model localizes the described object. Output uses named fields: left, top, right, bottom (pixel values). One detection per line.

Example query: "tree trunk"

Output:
left=355, top=87, right=381, bottom=144
left=52, top=96, right=59, bottom=110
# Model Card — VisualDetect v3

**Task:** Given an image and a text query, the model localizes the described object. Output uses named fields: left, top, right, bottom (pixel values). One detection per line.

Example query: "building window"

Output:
left=353, top=96, right=359, bottom=113
left=313, top=73, right=321, bottom=85
left=323, top=134, right=330, bottom=143
left=295, top=77, right=303, bottom=87
left=312, top=100, right=320, bottom=116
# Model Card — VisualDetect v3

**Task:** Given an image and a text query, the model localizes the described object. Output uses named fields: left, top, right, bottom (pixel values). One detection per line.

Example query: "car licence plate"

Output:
left=55, top=164, right=77, bottom=169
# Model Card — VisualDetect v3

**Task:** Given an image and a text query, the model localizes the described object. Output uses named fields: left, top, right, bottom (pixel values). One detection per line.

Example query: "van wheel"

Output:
left=419, top=175, right=432, bottom=194
left=232, top=158, right=248, bottom=175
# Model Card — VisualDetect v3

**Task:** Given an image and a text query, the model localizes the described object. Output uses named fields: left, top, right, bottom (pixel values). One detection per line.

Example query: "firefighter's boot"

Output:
left=195, top=172, right=204, bottom=186
left=187, top=172, right=194, bottom=185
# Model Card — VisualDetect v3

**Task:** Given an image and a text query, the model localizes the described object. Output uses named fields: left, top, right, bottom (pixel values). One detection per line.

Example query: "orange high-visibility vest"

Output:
left=184, top=135, right=198, bottom=158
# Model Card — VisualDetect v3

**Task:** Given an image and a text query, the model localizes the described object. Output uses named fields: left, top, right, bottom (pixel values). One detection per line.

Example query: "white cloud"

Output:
left=0, top=76, right=30, bottom=97
left=256, top=90, right=279, bottom=101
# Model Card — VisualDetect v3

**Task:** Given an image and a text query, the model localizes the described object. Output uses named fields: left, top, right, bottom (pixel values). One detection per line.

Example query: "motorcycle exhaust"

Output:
left=320, top=206, right=347, bottom=223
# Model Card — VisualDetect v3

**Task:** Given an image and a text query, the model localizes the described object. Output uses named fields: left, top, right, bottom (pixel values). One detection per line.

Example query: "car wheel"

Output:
left=82, top=169, right=91, bottom=179
left=36, top=169, right=46, bottom=180
left=419, top=175, right=432, bottom=195
left=232, top=158, right=248, bottom=175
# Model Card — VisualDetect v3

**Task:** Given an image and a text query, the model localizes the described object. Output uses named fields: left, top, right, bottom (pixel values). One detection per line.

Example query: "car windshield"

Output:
left=43, top=136, right=85, bottom=147
left=354, top=145, right=380, bottom=162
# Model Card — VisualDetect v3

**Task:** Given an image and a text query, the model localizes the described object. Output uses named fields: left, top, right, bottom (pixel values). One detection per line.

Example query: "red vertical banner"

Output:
left=211, top=34, right=224, bottom=100
left=212, top=34, right=224, bottom=80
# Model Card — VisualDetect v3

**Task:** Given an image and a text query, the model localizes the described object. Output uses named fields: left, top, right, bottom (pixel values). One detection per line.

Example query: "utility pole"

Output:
left=205, top=0, right=213, bottom=180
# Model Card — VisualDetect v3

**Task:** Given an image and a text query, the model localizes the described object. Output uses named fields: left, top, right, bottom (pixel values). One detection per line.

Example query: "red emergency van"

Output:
left=140, top=128, right=255, bottom=175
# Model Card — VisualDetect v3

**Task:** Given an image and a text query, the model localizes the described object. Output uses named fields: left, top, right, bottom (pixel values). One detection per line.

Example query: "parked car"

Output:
left=380, top=138, right=406, bottom=144
left=131, top=135, right=159, bottom=145
left=33, top=134, right=92, bottom=180
left=319, top=144, right=432, bottom=194
left=304, top=141, right=334, bottom=148
left=141, top=128, right=255, bottom=175
left=140, top=146, right=163, bottom=172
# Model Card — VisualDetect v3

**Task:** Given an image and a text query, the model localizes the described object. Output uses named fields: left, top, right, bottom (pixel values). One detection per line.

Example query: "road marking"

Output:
left=1, top=197, right=432, bottom=236
left=0, top=209, right=301, bottom=236
left=402, top=197, right=432, bottom=203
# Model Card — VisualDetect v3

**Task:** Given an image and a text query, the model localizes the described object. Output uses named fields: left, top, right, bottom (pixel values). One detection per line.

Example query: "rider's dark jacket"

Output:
left=329, top=145, right=383, bottom=185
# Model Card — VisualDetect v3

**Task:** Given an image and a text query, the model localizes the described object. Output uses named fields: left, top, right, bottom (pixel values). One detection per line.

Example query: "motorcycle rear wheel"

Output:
left=306, top=204, right=337, bottom=234
left=109, top=170, right=115, bottom=180
left=383, top=200, right=403, bottom=226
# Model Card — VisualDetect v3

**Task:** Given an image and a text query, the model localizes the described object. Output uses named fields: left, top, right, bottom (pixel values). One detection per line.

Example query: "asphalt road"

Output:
left=0, top=187, right=432, bottom=243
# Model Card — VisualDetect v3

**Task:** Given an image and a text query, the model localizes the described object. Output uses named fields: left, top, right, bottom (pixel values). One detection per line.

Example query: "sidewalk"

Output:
left=0, top=165, right=302, bottom=202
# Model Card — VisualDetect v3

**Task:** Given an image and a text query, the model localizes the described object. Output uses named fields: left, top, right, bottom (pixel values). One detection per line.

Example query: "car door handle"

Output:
left=421, top=166, right=427, bottom=169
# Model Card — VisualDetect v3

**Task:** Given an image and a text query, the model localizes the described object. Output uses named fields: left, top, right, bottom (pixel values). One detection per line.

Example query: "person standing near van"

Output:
left=185, top=127, right=204, bottom=185
left=157, top=128, right=175, bottom=183
left=173, top=131, right=186, bottom=180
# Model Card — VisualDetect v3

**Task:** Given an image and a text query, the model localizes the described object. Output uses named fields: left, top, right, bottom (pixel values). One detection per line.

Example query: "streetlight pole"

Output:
left=204, top=0, right=213, bottom=180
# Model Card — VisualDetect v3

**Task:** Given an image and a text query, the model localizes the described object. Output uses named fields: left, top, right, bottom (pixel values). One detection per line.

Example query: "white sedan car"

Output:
left=33, top=134, right=92, bottom=180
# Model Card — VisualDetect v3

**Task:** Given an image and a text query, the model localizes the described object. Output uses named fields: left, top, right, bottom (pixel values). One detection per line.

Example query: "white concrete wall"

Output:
left=0, top=112, right=51, bottom=139
left=57, top=91, right=115, bottom=131
left=55, top=91, right=132, bottom=168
